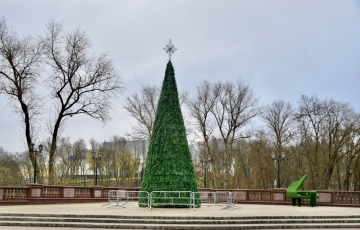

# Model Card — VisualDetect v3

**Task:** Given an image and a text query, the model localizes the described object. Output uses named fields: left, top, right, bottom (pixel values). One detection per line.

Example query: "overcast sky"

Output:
left=1, top=0, right=360, bottom=153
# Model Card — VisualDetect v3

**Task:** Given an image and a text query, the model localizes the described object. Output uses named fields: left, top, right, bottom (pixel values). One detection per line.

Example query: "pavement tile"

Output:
left=0, top=202, right=359, bottom=229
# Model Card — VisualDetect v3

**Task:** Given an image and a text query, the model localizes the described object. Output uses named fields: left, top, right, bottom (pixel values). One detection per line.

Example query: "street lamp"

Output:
left=92, top=151, right=103, bottom=186
left=30, top=143, right=43, bottom=184
left=200, top=155, right=211, bottom=188
left=271, top=152, right=285, bottom=188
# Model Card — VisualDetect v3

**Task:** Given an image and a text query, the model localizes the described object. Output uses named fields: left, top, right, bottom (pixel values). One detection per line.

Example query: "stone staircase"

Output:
left=0, top=213, right=359, bottom=229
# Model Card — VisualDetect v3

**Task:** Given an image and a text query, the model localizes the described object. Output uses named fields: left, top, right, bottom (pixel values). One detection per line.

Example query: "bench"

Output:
left=286, top=175, right=319, bottom=207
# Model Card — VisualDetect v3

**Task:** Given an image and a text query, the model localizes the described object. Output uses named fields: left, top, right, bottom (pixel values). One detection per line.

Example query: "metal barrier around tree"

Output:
left=103, top=190, right=150, bottom=208
left=190, top=191, right=240, bottom=210
left=149, top=191, right=193, bottom=209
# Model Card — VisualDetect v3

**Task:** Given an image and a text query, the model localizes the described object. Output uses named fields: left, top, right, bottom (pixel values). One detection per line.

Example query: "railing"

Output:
left=0, top=184, right=359, bottom=207
left=248, top=189, right=272, bottom=202
left=2, top=187, right=27, bottom=201
left=75, top=187, right=91, bottom=198
left=42, top=186, right=60, bottom=198
left=333, top=191, right=360, bottom=205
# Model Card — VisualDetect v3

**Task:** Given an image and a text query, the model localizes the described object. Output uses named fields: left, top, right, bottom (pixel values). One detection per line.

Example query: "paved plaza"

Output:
left=0, top=202, right=358, bottom=217
left=0, top=202, right=359, bottom=229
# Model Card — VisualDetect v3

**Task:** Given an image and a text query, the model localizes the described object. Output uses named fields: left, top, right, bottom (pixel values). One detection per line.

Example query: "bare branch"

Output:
left=44, top=21, right=124, bottom=184
left=0, top=18, right=45, bottom=170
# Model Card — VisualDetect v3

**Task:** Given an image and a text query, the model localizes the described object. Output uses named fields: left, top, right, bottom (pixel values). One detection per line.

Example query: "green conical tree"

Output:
left=139, top=61, right=199, bottom=207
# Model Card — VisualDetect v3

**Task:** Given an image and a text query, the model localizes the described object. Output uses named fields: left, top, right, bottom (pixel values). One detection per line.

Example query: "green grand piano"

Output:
left=286, top=175, right=319, bottom=207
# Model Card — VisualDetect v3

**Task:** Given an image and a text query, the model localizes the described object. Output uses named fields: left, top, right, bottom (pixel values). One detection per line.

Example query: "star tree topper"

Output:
left=163, top=39, right=177, bottom=61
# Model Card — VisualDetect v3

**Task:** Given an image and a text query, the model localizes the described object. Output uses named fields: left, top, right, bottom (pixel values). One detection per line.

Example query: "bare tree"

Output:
left=320, top=100, right=360, bottom=190
left=18, top=151, right=34, bottom=184
left=44, top=21, right=124, bottom=184
left=187, top=80, right=217, bottom=159
left=111, top=135, right=128, bottom=186
left=0, top=147, right=24, bottom=186
left=54, top=137, right=73, bottom=185
left=210, top=79, right=260, bottom=189
left=294, top=95, right=327, bottom=189
left=248, top=130, right=274, bottom=189
left=124, top=85, right=159, bottom=140
left=186, top=79, right=260, bottom=189
left=262, top=100, right=294, bottom=152
left=0, top=18, right=45, bottom=172
left=71, top=139, right=87, bottom=186
left=353, top=142, right=360, bottom=191
left=124, top=84, right=188, bottom=140
left=261, top=100, right=294, bottom=188
left=186, top=80, right=219, bottom=188
left=295, top=95, right=360, bottom=190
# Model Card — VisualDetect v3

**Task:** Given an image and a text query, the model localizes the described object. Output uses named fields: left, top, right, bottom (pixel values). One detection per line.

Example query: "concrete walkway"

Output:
left=0, top=202, right=358, bottom=217
left=0, top=202, right=359, bottom=229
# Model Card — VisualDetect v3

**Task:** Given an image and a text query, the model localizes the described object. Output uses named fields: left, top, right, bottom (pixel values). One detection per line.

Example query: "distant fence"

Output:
left=0, top=184, right=359, bottom=207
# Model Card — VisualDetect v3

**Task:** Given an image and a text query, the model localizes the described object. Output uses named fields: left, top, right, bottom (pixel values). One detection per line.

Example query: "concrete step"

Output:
left=0, top=214, right=359, bottom=229
left=2, top=213, right=360, bottom=219
left=1, top=221, right=360, bottom=229
left=1, top=216, right=360, bottom=225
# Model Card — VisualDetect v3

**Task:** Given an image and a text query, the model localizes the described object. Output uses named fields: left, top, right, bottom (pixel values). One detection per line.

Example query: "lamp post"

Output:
left=200, top=155, right=211, bottom=188
left=92, top=151, right=103, bottom=186
left=271, top=152, right=285, bottom=188
left=30, top=143, right=43, bottom=184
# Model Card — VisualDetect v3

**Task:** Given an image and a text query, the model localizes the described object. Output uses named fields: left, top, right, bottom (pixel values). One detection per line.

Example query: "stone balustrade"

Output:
left=0, top=185, right=359, bottom=207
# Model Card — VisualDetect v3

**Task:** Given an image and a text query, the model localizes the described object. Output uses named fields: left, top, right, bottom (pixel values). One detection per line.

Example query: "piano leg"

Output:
left=309, top=192, right=317, bottom=207
left=291, top=198, right=296, bottom=206
left=297, top=198, right=302, bottom=207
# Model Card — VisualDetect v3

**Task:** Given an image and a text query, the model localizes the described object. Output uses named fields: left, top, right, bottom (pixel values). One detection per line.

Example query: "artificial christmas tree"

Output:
left=139, top=60, right=199, bottom=207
